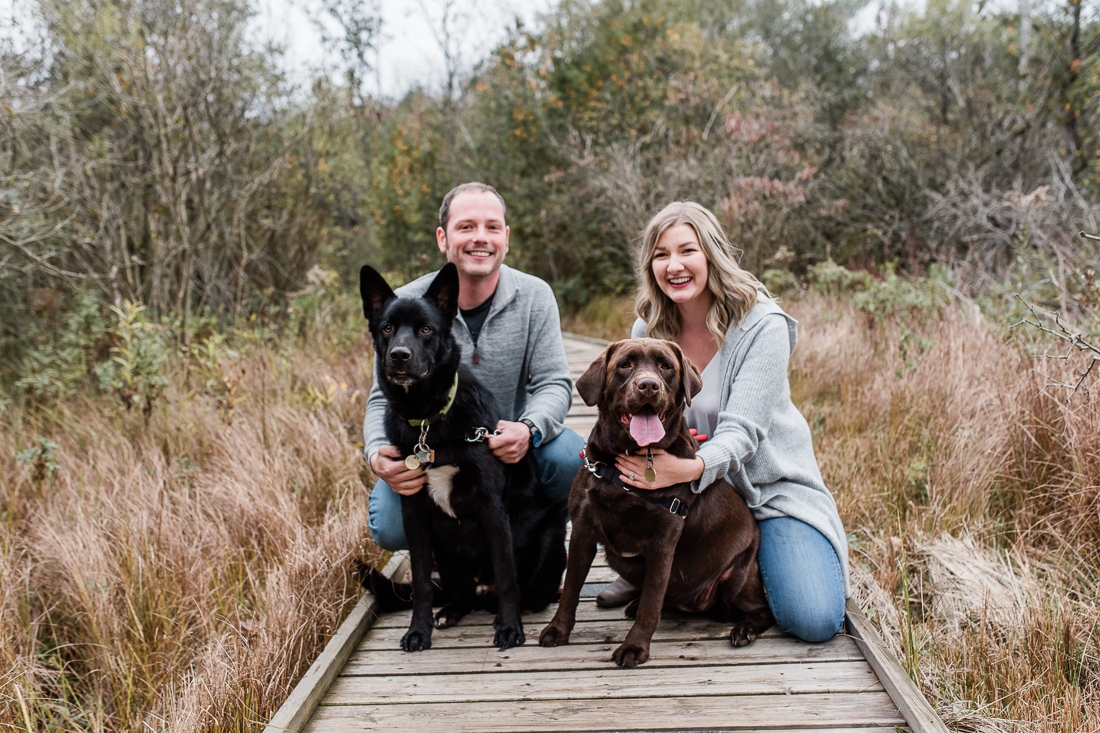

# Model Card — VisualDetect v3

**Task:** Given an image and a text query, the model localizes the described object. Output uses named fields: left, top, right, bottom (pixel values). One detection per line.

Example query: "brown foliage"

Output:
left=0, top=328, right=381, bottom=732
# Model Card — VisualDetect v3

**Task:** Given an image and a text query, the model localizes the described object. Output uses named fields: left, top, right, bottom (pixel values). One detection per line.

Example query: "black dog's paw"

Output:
left=729, top=622, right=758, bottom=647
left=434, top=604, right=466, bottom=629
left=494, top=624, right=526, bottom=650
left=400, top=628, right=432, bottom=652
left=611, top=641, right=649, bottom=667
left=623, top=598, right=640, bottom=619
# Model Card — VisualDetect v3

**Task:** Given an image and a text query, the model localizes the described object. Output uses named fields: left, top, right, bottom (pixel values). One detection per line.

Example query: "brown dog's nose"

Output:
left=635, top=377, right=660, bottom=397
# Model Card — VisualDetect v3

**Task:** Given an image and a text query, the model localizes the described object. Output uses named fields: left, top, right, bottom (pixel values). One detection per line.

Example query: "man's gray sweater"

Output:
left=363, top=265, right=573, bottom=460
left=632, top=302, right=850, bottom=597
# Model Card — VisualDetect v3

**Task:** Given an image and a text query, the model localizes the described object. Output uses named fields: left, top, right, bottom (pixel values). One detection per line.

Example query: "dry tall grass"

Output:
left=789, top=293, right=1100, bottom=731
left=0, top=327, right=383, bottom=732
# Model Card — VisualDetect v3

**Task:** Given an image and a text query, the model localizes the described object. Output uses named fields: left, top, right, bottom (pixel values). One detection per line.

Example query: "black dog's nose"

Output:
left=389, top=347, right=412, bottom=364
left=635, top=377, right=660, bottom=396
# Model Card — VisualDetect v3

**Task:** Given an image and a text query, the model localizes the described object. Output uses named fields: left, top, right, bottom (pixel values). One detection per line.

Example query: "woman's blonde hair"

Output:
left=634, top=201, right=769, bottom=344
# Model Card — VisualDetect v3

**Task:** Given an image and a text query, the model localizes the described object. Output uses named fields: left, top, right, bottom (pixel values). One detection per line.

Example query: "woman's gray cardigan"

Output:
left=632, top=302, right=850, bottom=597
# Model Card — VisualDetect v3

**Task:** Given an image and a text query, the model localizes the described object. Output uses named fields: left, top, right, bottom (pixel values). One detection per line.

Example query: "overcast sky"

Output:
left=252, top=0, right=555, bottom=99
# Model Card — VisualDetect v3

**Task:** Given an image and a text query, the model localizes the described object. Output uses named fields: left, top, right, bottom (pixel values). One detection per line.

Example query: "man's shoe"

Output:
left=596, top=576, right=640, bottom=608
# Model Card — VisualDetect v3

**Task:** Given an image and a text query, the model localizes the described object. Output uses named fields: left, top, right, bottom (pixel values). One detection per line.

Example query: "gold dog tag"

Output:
left=405, top=454, right=421, bottom=470
left=645, top=466, right=657, bottom=483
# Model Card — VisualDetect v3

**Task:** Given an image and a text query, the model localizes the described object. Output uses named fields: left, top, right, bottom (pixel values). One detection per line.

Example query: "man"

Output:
left=364, top=182, right=586, bottom=550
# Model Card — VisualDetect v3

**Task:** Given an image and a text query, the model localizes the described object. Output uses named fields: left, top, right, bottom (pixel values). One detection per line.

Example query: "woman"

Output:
left=598, top=201, right=849, bottom=643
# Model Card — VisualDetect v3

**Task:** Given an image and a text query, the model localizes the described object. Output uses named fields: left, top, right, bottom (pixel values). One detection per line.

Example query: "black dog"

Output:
left=359, top=263, right=567, bottom=652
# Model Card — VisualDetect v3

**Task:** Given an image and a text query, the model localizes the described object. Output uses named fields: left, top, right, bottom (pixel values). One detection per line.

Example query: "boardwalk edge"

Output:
left=845, top=598, right=948, bottom=733
left=263, top=551, right=411, bottom=733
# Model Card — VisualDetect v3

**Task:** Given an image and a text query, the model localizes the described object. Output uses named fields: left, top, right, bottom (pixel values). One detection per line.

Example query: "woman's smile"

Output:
left=652, top=224, right=710, bottom=305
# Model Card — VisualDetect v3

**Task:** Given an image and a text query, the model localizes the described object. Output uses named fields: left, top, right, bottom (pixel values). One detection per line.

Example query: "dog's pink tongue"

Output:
left=629, top=412, right=665, bottom=446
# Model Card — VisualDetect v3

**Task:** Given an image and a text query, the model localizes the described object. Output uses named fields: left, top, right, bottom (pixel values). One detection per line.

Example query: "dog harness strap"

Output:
left=407, top=373, right=460, bottom=427
left=581, top=448, right=688, bottom=519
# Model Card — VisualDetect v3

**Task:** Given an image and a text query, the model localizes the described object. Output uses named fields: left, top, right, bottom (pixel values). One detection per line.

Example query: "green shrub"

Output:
left=95, top=301, right=170, bottom=421
left=14, top=291, right=110, bottom=403
left=15, top=435, right=60, bottom=484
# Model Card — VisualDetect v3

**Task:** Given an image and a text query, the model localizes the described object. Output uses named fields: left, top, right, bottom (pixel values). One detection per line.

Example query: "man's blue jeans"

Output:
left=757, top=516, right=847, bottom=643
left=367, top=428, right=586, bottom=551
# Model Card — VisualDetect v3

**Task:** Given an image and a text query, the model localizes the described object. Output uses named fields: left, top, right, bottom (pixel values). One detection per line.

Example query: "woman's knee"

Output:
left=771, top=595, right=845, bottom=643
left=757, top=516, right=846, bottom=643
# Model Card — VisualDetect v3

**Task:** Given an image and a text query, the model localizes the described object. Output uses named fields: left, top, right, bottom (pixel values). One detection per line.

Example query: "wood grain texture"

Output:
left=372, top=598, right=729, bottom=628
left=343, top=635, right=864, bottom=676
left=327, top=660, right=883, bottom=704
left=845, top=599, right=949, bottom=733
left=360, top=619, right=784, bottom=649
left=263, top=552, right=410, bottom=733
left=306, top=692, right=905, bottom=732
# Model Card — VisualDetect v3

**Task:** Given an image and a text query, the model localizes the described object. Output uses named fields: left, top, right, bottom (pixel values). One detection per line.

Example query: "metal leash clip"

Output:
left=580, top=447, right=606, bottom=478
left=466, top=427, right=503, bottom=443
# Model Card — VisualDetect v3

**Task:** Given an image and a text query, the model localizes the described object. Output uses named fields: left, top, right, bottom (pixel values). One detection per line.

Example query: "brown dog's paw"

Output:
left=538, top=623, right=571, bottom=647
left=400, top=628, right=432, bottom=652
left=729, top=623, right=759, bottom=647
left=494, top=624, right=525, bottom=650
left=623, top=598, right=640, bottom=619
left=611, top=641, right=649, bottom=667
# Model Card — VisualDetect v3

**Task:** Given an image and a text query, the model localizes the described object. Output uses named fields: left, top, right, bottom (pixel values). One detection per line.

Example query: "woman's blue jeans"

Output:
left=367, top=428, right=586, bottom=552
left=757, top=516, right=846, bottom=643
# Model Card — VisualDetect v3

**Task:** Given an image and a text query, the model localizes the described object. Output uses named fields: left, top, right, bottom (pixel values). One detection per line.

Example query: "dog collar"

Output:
left=407, top=373, right=459, bottom=427
left=580, top=447, right=688, bottom=519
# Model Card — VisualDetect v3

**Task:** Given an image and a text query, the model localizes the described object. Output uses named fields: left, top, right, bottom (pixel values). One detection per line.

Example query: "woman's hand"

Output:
left=615, top=449, right=704, bottom=490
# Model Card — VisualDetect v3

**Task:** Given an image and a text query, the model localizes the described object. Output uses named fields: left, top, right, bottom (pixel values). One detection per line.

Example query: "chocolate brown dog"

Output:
left=539, top=338, right=774, bottom=667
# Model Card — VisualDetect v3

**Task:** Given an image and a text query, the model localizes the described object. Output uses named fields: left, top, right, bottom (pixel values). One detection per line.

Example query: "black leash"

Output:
left=580, top=448, right=687, bottom=519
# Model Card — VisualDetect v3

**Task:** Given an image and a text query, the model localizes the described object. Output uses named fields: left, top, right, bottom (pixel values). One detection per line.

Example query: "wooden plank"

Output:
left=307, top=692, right=905, bottom=732
left=562, top=331, right=613, bottom=348
left=845, top=599, right=948, bottom=733
left=370, top=599, right=706, bottom=627
left=361, top=620, right=785, bottom=649
left=327, top=660, right=883, bottom=704
left=343, top=635, right=864, bottom=676
left=263, top=552, right=411, bottom=733
left=585, top=564, right=618, bottom=582
left=372, top=598, right=744, bottom=628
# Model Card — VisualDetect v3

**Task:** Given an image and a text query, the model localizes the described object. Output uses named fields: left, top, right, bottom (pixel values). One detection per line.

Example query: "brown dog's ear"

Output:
left=575, top=342, right=618, bottom=407
left=669, top=341, right=704, bottom=406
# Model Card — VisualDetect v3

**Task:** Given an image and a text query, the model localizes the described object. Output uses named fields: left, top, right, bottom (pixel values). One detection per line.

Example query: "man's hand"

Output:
left=369, top=445, right=427, bottom=495
left=487, top=420, right=531, bottom=464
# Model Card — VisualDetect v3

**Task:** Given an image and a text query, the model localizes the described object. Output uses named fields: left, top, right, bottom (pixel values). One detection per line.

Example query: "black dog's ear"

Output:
left=576, top=342, right=619, bottom=407
left=669, top=341, right=704, bottom=406
left=424, top=262, right=459, bottom=323
left=359, top=265, right=396, bottom=323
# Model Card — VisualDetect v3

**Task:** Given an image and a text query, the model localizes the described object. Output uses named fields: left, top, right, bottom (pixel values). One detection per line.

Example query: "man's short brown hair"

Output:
left=438, top=182, right=507, bottom=232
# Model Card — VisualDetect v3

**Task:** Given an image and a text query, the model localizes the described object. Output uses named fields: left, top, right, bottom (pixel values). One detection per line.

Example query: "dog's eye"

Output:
left=617, top=361, right=632, bottom=371
left=421, top=326, right=432, bottom=334
left=659, top=362, right=673, bottom=371
left=382, top=324, right=393, bottom=333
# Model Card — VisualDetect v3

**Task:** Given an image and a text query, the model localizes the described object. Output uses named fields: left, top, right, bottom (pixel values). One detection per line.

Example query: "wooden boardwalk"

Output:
left=268, top=333, right=945, bottom=733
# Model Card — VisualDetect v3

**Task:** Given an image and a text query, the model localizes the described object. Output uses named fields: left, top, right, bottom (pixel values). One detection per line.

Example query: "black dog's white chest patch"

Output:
left=425, top=465, right=460, bottom=517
